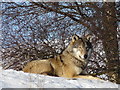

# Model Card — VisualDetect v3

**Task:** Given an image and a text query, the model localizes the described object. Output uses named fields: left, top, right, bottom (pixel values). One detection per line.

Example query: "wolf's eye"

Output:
left=78, top=46, right=82, bottom=48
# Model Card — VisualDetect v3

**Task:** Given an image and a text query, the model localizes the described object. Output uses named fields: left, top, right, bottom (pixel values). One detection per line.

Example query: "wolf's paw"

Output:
left=73, top=75, right=102, bottom=80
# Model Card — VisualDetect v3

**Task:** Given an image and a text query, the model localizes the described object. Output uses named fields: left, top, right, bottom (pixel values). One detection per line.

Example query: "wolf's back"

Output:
left=23, top=59, right=53, bottom=74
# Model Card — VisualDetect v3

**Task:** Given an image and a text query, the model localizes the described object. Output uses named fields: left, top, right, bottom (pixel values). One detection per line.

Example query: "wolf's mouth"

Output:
left=79, top=54, right=88, bottom=59
left=79, top=56, right=84, bottom=59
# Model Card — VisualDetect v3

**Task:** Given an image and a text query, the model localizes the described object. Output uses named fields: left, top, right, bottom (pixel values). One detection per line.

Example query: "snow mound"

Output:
left=0, top=67, right=118, bottom=88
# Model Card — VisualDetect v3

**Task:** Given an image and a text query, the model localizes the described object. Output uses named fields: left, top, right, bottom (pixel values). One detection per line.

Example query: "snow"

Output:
left=0, top=67, right=118, bottom=89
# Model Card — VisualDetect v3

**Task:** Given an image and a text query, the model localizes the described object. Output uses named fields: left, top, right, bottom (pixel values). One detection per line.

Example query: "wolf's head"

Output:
left=67, top=34, right=92, bottom=60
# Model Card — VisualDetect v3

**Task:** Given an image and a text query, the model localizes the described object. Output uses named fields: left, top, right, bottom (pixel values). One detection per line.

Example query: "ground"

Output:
left=0, top=67, right=118, bottom=88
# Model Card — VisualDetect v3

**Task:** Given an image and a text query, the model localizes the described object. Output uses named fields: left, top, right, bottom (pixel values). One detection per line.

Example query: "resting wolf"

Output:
left=23, top=35, right=99, bottom=79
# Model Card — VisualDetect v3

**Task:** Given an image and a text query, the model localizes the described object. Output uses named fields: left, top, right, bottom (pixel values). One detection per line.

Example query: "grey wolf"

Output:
left=23, top=35, right=100, bottom=79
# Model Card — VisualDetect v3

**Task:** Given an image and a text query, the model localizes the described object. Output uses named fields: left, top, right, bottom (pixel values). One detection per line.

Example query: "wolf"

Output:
left=23, top=34, right=100, bottom=79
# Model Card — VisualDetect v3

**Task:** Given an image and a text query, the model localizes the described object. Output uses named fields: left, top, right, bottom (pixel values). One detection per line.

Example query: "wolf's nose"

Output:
left=84, top=54, right=88, bottom=59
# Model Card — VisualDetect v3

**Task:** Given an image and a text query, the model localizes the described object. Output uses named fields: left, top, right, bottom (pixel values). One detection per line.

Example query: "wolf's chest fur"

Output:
left=50, top=53, right=87, bottom=77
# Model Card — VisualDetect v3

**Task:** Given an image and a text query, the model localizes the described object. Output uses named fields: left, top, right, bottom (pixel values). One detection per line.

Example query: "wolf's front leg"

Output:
left=73, top=75, right=102, bottom=80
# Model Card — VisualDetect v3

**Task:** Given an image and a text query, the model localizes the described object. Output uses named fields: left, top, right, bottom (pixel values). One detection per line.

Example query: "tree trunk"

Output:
left=101, top=2, right=119, bottom=83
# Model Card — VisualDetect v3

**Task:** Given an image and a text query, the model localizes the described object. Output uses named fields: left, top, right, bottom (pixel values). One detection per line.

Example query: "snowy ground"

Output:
left=0, top=67, right=118, bottom=89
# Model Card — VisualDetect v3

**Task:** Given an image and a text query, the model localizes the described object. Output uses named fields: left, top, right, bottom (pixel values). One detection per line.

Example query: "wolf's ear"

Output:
left=85, top=34, right=92, bottom=42
left=72, top=35, right=79, bottom=42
